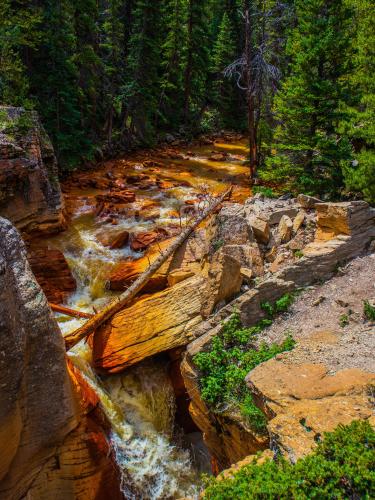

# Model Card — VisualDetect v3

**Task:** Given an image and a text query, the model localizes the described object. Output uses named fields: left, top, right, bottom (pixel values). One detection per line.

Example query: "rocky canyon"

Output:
left=0, top=107, right=374, bottom=499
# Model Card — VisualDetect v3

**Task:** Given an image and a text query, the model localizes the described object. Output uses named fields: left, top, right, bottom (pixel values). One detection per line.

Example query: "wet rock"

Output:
left=209, top=153, right=227, bottom=162
left=0, top=107, right=66, bottom=236
left=27, top=246, right=76, bottom=303
left=125, top=174, right=149, bottom=184
left=130, top=227, right=169, bottom=252
left=0, top=217, right=121, bottom=499
left=278, top=215, right=293, bottom=243
left=93, top=275, right=206, bottom=372
left=110, top=230, right=130, bottom=249
left=96, top=189, right=136, bottom=205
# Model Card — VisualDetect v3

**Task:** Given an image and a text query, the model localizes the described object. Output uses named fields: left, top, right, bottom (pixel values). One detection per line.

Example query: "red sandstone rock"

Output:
left=27, top=246, right=76, bottom=303
left=110, top=230, right=130, bottom=249
left=130, top=227, right=169, bottom=252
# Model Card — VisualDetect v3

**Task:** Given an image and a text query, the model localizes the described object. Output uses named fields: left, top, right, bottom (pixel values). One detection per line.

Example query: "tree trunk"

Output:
left=64, top=187, right=232, bottom=351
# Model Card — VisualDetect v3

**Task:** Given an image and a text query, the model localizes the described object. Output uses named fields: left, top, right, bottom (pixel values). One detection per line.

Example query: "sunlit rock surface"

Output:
left=93, top=275, right=206, bottom=372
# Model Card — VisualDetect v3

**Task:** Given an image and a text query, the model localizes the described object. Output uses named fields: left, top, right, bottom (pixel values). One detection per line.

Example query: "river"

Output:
left=46, top=135, right=250, bottom=499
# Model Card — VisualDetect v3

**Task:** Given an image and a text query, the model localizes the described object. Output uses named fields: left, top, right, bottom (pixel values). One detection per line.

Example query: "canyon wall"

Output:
left=0, top=106, right=65, bottom=237
left=0, top=217, right=122, bottom=499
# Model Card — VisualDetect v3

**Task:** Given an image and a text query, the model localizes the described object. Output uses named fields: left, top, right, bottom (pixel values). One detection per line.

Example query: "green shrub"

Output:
left=294, top=249, right=304, bottom=259
left=252, top=186, right=277, bottom=198
left=193, top=311, right=296, bottom=433
left=340, top=314, right=349, bottom=327
left=203, top=420, right=375, bottom=499
left=261, top=293, right=295, bottom=318
left=364, top=300, right=375, bottom=321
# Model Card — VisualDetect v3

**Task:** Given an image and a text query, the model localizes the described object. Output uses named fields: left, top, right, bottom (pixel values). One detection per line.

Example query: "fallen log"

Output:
left=64, top=187, right=232, bottom=351
left=49, top=303, right=94, bottom=319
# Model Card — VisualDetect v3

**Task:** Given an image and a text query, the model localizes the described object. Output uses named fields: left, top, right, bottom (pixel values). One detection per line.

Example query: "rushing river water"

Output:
left=46, top=137, right=249, bottom=499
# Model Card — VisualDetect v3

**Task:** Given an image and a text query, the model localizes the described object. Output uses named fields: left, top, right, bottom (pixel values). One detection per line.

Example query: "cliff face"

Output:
left=0, top=106, right=66, bottom=236
left=0, top=217, right=121, bottom=499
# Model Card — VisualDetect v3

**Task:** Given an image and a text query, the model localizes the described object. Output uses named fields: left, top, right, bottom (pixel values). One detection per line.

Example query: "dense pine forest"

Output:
left=0, top=0, right=374, bottom=201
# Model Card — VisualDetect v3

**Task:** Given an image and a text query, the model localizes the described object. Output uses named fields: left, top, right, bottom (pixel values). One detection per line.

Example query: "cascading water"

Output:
left=47, top=139, right=249, bottom=498
left=69, top=343, right=201, bottom=499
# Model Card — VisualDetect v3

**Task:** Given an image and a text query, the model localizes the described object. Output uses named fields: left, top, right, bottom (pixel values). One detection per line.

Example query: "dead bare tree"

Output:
left=224, top=1, right=291, bottom=180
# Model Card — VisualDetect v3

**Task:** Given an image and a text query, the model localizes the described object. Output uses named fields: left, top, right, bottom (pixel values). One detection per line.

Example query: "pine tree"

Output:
left=123, top=0, right=164, bottom=143
left=183, top=0, right=211, bottom=127
left=158, top=0, right=187, bottom=132
left=210, top=13, right=238, bottom=128
left=261, top=0, right=354, bottom=195
left=340, top=0, right=375, bottom=203
left=0, top=0, right=41, bottom=106
left=28, top=0, right=91, bottom=168
left=98, top=0, right=127, bottom=148
left=73, top=0, right=102, bottom=139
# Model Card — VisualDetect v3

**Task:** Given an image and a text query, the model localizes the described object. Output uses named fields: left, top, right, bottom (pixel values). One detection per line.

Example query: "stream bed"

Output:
left=45, top=136, right=250, bottom=498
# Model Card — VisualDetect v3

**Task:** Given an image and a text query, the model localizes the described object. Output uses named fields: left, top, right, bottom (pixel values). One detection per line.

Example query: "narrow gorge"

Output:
left=0, top=103, right=374, bottom=500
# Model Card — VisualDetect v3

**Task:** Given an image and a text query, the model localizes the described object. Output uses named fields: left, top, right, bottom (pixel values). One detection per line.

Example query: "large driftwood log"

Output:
left=64, top=187, right=232, bottom=351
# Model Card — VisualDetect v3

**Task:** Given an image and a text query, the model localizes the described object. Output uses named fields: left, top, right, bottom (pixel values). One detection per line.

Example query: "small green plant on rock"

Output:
left=364, top=300, right=375, bottom=321
left=261, top=293, right=295, bottom=318
left=193, top=306, right=296, bottom=433
left=212, top=239, right=224, bottom=253
left=340, top=314, right=349, bottom=327
left=202, top=420, right=375, bottom=499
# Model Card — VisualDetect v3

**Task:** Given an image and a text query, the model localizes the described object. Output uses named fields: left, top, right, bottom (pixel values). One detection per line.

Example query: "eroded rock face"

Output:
left=0, top=217, right=121, bottom=499
left=0, top=107, right=65, bottom=236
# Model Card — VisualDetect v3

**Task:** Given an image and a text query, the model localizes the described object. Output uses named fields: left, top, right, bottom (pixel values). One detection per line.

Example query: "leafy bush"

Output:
left=193, top=310, right=295, bottom=432
left=203, top=420, right=375, bottom=499
left=261, top=293, right=295, bottom=318
left=364, top=300, right=375, bottom=321
left=252, top=186, right=277, bottom=198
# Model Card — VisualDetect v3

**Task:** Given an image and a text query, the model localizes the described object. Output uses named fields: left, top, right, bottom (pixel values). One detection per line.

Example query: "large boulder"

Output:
left=93, top=275, right=206, bottom=372
left=0, top=217, right=121, bottom=499
left=210, top=203, right=254, bottom=247
left=315, top=201, right=374, bottom=240
left=0, top=107, right=66, bottom=236
left=201, top=248, right=242, bottom=318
